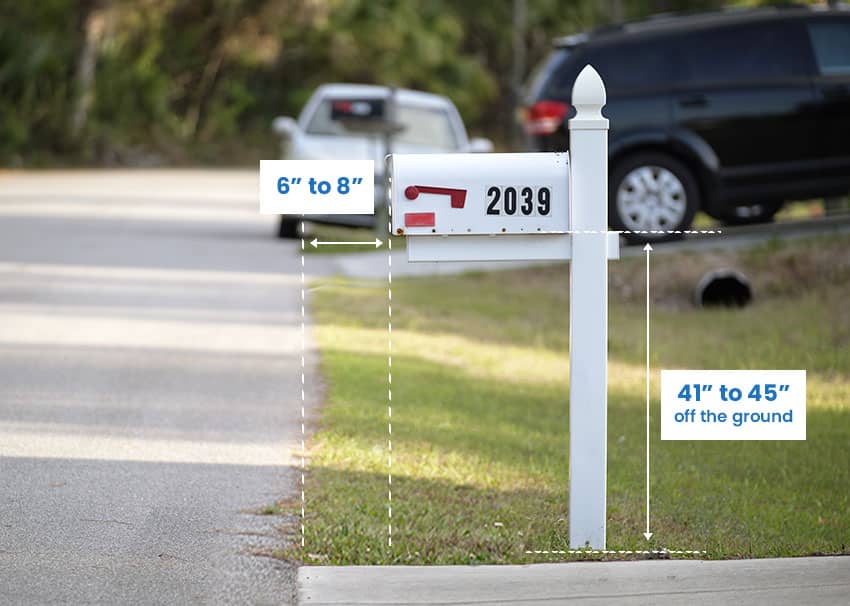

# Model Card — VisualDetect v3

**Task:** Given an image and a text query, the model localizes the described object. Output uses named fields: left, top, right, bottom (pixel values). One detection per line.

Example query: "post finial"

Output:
left=570, top=65, right=608, bottom=128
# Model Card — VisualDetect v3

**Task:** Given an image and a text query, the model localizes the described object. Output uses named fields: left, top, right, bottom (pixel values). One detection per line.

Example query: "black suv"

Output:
left=524, top=5, right=850, bottom=241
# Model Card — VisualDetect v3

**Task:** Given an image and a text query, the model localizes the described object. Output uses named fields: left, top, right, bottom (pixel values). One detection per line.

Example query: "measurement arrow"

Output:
left=310, top=238, right=383, bottom=249
left=644, top=243, right=653, bottom=541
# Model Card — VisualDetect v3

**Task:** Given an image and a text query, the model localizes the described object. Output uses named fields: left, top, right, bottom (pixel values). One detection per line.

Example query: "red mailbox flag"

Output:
left=403, top=185, right=467, bottom=227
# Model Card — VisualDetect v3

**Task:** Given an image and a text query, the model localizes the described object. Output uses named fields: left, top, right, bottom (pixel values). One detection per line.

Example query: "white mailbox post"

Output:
left=567, top=66, right=609, bottom=549
left=388, top=66, right=612, bottom=549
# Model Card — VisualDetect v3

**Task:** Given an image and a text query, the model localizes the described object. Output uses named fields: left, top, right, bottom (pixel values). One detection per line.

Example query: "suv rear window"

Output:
left=679, top=22, right=810, bottom=85
left=527, top=48, right=576, bottom=101
left=585, top=39, right=674, bottom=94
left=808, top=20, right=850, bottom=76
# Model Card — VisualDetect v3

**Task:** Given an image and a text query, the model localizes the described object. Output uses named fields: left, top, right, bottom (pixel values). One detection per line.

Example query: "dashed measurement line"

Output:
left=568, top=229, right=722, bottom=235
left=300, top=222, right=306, bottom=549
left=526, top=549, right=706, bottom=555
left=387, top=215, right=393, bottom=549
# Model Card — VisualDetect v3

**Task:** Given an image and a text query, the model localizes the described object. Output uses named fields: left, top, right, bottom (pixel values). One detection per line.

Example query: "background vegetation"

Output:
left=0, top=0, right=771, bottom=167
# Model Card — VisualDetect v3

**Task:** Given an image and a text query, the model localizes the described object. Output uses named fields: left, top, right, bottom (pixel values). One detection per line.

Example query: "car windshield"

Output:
left=306, top=99, right=459, bottom=150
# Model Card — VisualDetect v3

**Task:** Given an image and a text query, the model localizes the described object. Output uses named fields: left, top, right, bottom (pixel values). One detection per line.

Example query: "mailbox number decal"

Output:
left=486, top=186, right=551, bottom=217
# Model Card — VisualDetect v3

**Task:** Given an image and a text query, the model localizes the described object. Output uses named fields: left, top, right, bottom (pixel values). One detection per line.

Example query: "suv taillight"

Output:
left=523, top=100, right=570, bottom=136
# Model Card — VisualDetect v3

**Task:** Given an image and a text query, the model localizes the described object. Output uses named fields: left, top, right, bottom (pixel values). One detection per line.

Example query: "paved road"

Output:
left=0, top=170, right=310, bottom=604
left=299, top=557, right=850, bottom=605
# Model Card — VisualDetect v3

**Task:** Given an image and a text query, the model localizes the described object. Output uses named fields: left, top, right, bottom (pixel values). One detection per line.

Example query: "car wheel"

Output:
left=609, top=152, right=699, bottom=243
left=718, top=201, right=782, bottom=226
left=277, top=217, right=300, bottom=239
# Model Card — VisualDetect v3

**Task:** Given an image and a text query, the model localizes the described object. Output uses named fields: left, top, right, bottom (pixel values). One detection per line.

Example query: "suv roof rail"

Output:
left=554, top=2, right=837, bottom=47
left=552, top=32, right=588, bottom=48
left=624, top=4, right=807, bottom=30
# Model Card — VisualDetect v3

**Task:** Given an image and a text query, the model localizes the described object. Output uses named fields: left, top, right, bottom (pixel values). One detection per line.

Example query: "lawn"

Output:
left=295, top=235, right=850, bottom=564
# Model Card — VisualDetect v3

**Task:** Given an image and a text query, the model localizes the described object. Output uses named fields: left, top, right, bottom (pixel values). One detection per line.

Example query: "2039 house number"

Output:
left=485, top=185, right=552, bottom=217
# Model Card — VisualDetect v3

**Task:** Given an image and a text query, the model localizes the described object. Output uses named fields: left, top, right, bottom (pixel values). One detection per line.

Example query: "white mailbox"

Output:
left=388, top=151, right=617, bottom=263
left=388, top=152, right=569, bottom=237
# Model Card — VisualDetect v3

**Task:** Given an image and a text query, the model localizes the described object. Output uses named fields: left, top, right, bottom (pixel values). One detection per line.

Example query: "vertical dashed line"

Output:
left=300, top=221, right=306, bottom=549
left=387, top=212, right=393, bottom=549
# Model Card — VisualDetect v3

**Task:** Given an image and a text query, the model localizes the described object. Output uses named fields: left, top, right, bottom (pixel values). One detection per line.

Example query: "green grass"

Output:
left=296, top=235, right=850, bottom=564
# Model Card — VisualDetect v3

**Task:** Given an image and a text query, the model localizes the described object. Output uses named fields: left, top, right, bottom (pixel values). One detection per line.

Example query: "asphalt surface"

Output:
left=0, top=170, right=310, bottom=604
left=299, top=557, right=850, bottom=605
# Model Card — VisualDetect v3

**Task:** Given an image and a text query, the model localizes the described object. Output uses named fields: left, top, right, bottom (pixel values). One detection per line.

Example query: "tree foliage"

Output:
left=0, top=0, right=778, bottom=165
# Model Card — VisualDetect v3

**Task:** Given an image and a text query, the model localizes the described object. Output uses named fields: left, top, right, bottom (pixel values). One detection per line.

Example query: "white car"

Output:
left=272, top=83, right=492, bottom=237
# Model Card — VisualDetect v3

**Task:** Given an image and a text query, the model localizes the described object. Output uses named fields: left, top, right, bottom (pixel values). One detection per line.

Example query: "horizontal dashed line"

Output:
left=421, top=230, right=722, bottom=236
left=526, top=550, right=706, bottom=555
left=565, top=230, right=722, bottom=235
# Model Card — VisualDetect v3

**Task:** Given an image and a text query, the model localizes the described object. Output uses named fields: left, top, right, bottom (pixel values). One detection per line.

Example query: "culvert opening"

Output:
left=695, top=269, right=752, bottom=308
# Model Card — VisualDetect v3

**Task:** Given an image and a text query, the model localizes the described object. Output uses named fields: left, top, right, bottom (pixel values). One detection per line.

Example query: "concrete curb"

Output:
left=298, top=556, right=850, bottom=605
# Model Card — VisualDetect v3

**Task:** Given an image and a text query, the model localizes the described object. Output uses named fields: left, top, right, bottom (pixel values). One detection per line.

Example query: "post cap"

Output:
left=572, top=65, right=606, bottom=106
left=570, top=65, right=608, bottom=129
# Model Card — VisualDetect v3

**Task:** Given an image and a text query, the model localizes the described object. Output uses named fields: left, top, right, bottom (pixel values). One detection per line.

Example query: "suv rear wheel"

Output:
left=610, top=152, right=699, bottom=243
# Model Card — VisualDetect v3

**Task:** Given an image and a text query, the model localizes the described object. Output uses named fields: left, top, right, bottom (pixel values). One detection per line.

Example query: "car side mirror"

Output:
left=467, top=137, right=494, bottom=153
left=272, top=116, right=299, bottom=139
